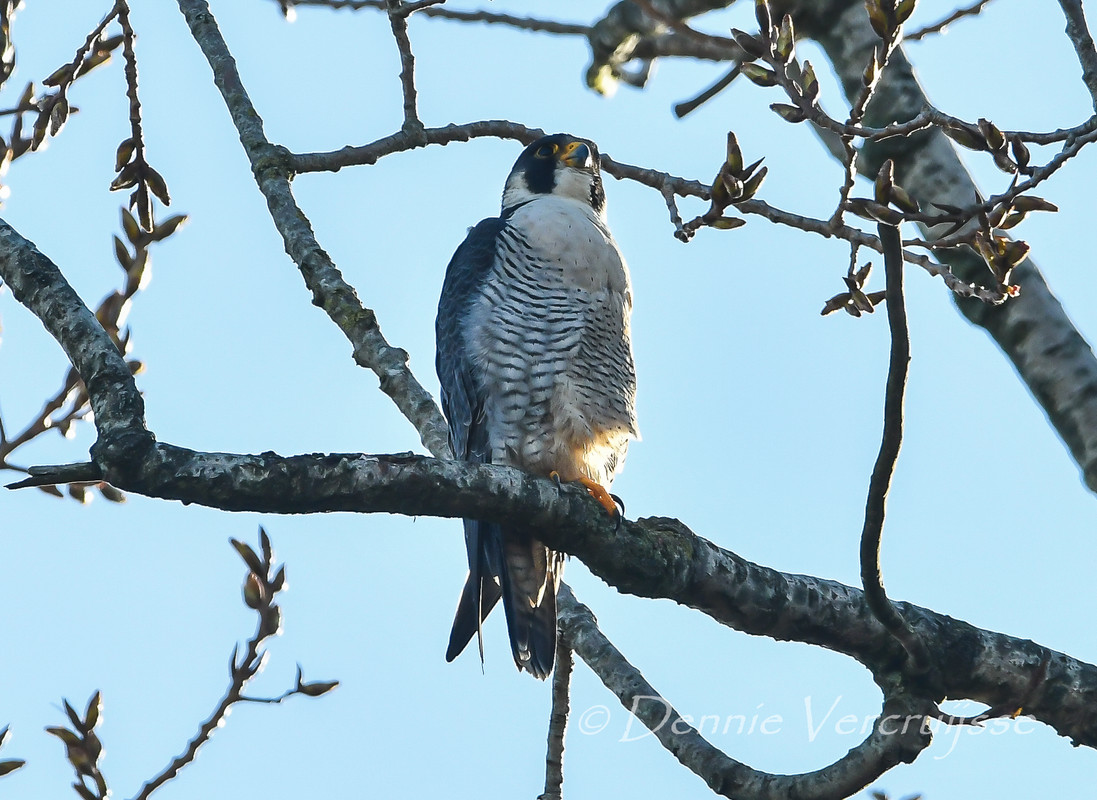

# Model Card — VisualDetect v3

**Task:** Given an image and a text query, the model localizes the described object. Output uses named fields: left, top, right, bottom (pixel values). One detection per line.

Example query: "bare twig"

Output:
left=385, top=0, right=422, bottom=131
left=673, top=64, right=740, bottom=118
left=1057, top=0, right=1097, bottom=112
left=290, top=119, right=545, bottom=173
left=904, top=0, right=995, bottom=42
left=633, top=30, right=739, bottom=62
left=115, top=0, right=169, bottom=231
left=630, top=0, right=737, bottom=52
left=859, top=220, right=932, bottom=674
left=540, top=630, right=573, bottom=800
left=276, top=0, right=591, bottom=36
left=130, top=530, right=334, bottom=800
left=659, top=179, right=686, bottom=236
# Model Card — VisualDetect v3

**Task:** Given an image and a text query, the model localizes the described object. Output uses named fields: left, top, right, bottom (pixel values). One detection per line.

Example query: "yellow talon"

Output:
left=577, top=476, right=619, bottom=516
left=549, top=472, right=618, bottom=516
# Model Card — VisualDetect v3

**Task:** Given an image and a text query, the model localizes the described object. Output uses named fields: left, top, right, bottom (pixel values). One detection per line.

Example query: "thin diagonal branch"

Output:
left=1057, top=0, right=1097, bottom=112
left=0, top=218, right=151, bottom=456
left=904, top=0, right=994, bottom=42
left=176, top=0, right=449, bottom=458
left=673, top=64, right=740, bottom=118
left=130, top=625, right=264, bottom=800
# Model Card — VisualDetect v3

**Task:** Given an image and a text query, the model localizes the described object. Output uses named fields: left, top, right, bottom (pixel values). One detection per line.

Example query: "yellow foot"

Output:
left=549, top=472, right=618, bottom=516
left=583, top=478, right=619, bottom=516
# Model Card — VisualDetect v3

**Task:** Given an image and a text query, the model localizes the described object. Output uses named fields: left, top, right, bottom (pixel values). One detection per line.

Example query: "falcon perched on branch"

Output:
left=436, top=133, right=639, bottom=679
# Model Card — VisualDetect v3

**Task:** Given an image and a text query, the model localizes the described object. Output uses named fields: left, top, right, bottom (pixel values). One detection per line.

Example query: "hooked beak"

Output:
left=560, top=140, right=594, bottom=169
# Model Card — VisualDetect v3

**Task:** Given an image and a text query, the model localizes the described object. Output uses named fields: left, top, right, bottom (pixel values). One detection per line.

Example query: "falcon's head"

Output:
left=501, top=133, right=606, bottom=217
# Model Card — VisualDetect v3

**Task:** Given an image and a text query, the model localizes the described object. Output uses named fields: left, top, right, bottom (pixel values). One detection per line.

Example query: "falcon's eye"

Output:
left=534, top=143, right=558, bottom=159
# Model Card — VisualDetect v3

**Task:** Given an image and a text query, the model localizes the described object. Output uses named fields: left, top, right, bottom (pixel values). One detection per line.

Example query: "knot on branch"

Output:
left=878, top=689, right=936, bottom=764
left=90, top=427, right=157, bottom=484
left=251, top=144, right=294, bottom=184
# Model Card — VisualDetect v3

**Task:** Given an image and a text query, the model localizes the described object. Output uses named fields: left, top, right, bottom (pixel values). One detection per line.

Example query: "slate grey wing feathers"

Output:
left=437, top=133, right=638, bottom=680
left=436, top=217, right=505, bottom=664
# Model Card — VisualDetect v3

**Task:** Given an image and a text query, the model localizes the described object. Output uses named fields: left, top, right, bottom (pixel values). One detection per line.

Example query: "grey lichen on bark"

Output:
left=0, top=219, right=155, bottom=472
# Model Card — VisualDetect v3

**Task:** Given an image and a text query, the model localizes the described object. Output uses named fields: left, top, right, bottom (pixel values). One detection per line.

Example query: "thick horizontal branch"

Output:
left=9, top=442, right=1096, bottom=750
left=3, top=211, right=1093, bottom=750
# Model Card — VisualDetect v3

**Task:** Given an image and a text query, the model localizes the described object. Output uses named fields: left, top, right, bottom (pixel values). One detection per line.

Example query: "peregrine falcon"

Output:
left=436, top=133, right=639, bottom=679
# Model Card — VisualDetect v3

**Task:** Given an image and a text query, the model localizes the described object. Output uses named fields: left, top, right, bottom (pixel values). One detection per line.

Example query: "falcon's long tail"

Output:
left=499, top=531, right=560, bottom=680
left=446, top=520, right=502, bottom=665
left=445, top=520, right=560, bottom=679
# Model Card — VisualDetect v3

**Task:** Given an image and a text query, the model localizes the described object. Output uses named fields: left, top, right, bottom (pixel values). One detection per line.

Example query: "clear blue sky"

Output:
left=2, top=1, right=1096, bottom=798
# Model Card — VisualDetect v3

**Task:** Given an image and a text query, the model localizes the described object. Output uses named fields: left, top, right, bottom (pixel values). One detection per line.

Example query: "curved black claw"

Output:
left=610, top=493, right=625, bottom=532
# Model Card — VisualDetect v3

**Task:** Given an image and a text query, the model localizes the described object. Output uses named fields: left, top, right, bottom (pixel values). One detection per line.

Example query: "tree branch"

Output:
left=385, top=0, right=422, bottom=131
left=1057, top=0, right=1097, bottom=112
left=859, top=219, right=931, bottom=672
left=2, top=220, right=1092, bottom=745
left=3, top=451, right=1094, bottom=752
left=539, top=628, right=572, bottom=800
left=176, top=0, right=449, bottom=458
left=558, top=586, right=933, bottom=800
left=903, top=0, right=995, bottom=42
left=781, top=0, right=1097, bottom=493
left=276, top=0, right=592, bottom=36
left=0, top=216, right=153, bottom=467
left=289, top=119, right=547, bottom=173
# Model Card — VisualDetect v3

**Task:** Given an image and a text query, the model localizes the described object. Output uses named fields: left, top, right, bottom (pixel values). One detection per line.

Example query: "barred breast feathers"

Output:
left=461, top=195, right=639, bottom=483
